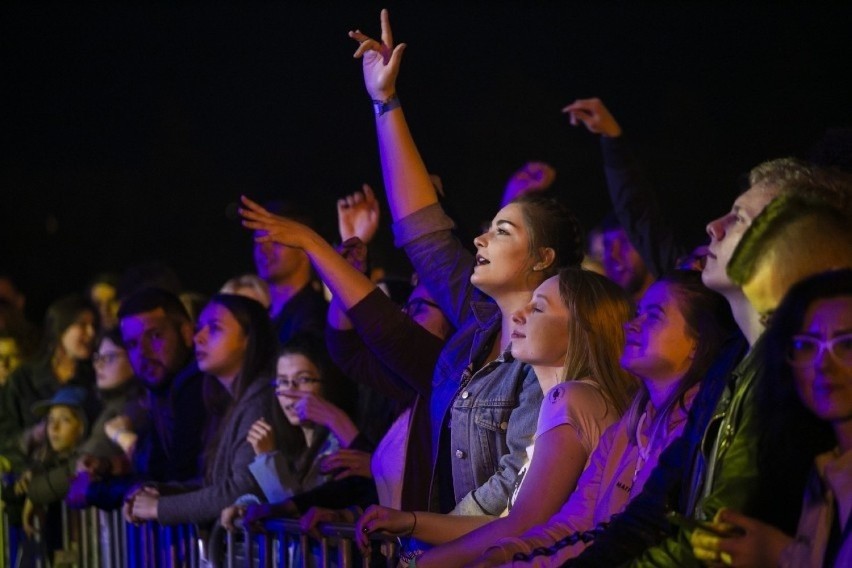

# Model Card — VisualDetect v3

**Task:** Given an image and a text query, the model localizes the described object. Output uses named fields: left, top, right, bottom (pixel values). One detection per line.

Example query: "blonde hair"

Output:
left=558, top=268, right=637, bottom=416
left=220, top=274, right=271, bottom=309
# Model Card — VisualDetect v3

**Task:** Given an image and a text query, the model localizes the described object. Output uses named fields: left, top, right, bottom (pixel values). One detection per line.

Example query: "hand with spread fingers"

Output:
left=320, top=448, right=373, bottom=480
left=348, top=9, right=406, bottom=101
left=562, top=98, right=623, bottom=138
left=239, top=195, right=320, bottom=251
left=689, top=508, right=792, bottom=567
left=246, top=417, right=276, bottom=455
left=338, top=183, right=380, bottom=245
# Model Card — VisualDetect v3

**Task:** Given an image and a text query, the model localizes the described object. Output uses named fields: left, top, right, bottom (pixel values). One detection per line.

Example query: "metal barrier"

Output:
left=3, top=504, right=399, bottom=568
left=227, top=518, right=399, bottom=568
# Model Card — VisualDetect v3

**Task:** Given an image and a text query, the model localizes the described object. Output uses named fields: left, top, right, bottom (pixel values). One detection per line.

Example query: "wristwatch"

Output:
left=372, top=94, right=400, bottom=117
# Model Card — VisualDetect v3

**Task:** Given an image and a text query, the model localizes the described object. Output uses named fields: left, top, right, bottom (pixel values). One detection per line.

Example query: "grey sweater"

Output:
left=157, top=377, right=272, bottom=525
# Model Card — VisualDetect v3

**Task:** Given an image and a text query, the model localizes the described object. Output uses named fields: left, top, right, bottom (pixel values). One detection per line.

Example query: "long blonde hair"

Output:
left=558, top=268, right=637, bottom=416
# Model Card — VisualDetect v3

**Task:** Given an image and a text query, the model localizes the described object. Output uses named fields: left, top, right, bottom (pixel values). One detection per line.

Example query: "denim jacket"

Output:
left=393, top=204, right=543, bottom=516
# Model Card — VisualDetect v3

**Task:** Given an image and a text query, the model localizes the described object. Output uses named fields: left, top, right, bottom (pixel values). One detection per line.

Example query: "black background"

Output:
left=4, top=2, right=851, bottom=321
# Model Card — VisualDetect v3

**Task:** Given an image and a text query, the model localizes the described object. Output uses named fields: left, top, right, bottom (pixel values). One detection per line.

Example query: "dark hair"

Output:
left=624, top=271, right=738, bottom=445
left=39, top=294, right=97, bottom=359
left=116, top=261, right=182, bottom=301
left=511, top=194, right=585, bottom=278
left=269, top=334, right=358, bottom=475
left=117, top=287, right=191, bottom=324
left=95, top=326, right=126, bottom=350
left=262, top=199, right=316, bottom=232
left=200, top=294, right=277, bottom=479
left=754, top=269, right=849, bottom=532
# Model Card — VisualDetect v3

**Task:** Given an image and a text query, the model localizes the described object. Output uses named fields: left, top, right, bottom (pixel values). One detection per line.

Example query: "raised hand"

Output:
left=338, top=183, right=380, bottom=244
left=349, top=9, right=406, bottom=101
left=562, top=98, right=623, bottom=138
left=502, top=161, right=557, bottom=206
left=355, top=505, right=416, bottom=554
left=246, top=417, right=276, bottom=455
left=239, top=195, right=319, bottom=251
left=320, top=448, right=373, bottom=480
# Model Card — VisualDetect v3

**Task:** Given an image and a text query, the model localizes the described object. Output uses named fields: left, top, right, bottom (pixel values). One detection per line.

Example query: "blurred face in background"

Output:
left=60, top=310, right=97, bottom=361
left=602, top=227, right=652, bottom=298
left=47, top=405, right=84, bottom=453
left=90, top=283, right=119, bottom=331
left=93, top=337, right=134, bottom=390
left=0, top=336, right=22, bottom=385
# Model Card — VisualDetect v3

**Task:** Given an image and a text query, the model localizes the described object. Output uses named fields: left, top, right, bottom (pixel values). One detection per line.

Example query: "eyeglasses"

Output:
left=786, top=333, right=852, bottom=368
left=271, top=376, right=322, bottom=390
left=92, top=352, right=126, bottom=366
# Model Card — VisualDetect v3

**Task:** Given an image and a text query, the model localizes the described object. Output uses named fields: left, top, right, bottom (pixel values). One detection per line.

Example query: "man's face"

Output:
left=120, top=308, right=192, bottom=388
left=702, top=183, right=779, bottom=293
left=602, top=228, right=650, bottom=296
left=253, top=236, right=308, bottom=284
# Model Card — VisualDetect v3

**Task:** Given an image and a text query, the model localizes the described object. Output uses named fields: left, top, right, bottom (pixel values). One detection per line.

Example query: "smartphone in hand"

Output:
left=666, top=510, right=745, bottom=537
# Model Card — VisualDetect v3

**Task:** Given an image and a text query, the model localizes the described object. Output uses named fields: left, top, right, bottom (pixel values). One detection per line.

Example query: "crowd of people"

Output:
left=2, top=9, right=851, bottom=567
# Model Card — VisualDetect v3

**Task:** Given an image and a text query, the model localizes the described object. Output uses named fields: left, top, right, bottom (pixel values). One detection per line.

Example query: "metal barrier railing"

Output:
left=2, top=503, right=399, bottom=568
left=227, top=518, right=399, bottom=568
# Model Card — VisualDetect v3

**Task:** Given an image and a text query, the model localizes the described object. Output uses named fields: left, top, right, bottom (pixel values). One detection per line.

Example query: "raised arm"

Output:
left=564, top=98, right=684, bottom=276
left=240, top=195, right=377, bottom=310
left=350, top=9, right=437, bottom=222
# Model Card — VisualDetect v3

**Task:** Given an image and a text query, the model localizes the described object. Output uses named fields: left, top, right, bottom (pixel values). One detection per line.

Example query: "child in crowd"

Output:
left=15, top=387, right=89, bottom=563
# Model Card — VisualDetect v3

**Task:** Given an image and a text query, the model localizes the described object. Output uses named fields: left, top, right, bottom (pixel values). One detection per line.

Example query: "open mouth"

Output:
left=475, top=255, right=490, bottom=266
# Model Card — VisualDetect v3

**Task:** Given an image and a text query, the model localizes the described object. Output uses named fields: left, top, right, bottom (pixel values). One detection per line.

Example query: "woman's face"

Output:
left=274, top=353, right=323, bottom=426
left=471, top=203, right=538, bottom=296
left=791, top=296, right=852, bottom=424
left=47, top=405, right=84, bottom=453
left=60, top=310, right=97, bottom=360
left=510, top=276, right=570, bottom=367
left=90, top=283, right=119, bottom=330
left=621, top=282, right=696, bottom=383
left=93, top=337, right=134, bottom=390
left=193, top=303, right=248, bottom=384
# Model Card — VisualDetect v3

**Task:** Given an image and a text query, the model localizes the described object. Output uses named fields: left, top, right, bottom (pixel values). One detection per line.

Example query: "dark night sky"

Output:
left=3, top=2, right=851, bottom=320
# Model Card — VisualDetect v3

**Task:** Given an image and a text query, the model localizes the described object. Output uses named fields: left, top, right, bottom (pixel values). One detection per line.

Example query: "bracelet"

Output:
left=372, top=94, right=400, bottom=117
left=407, top=511, right=417, bottom=536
